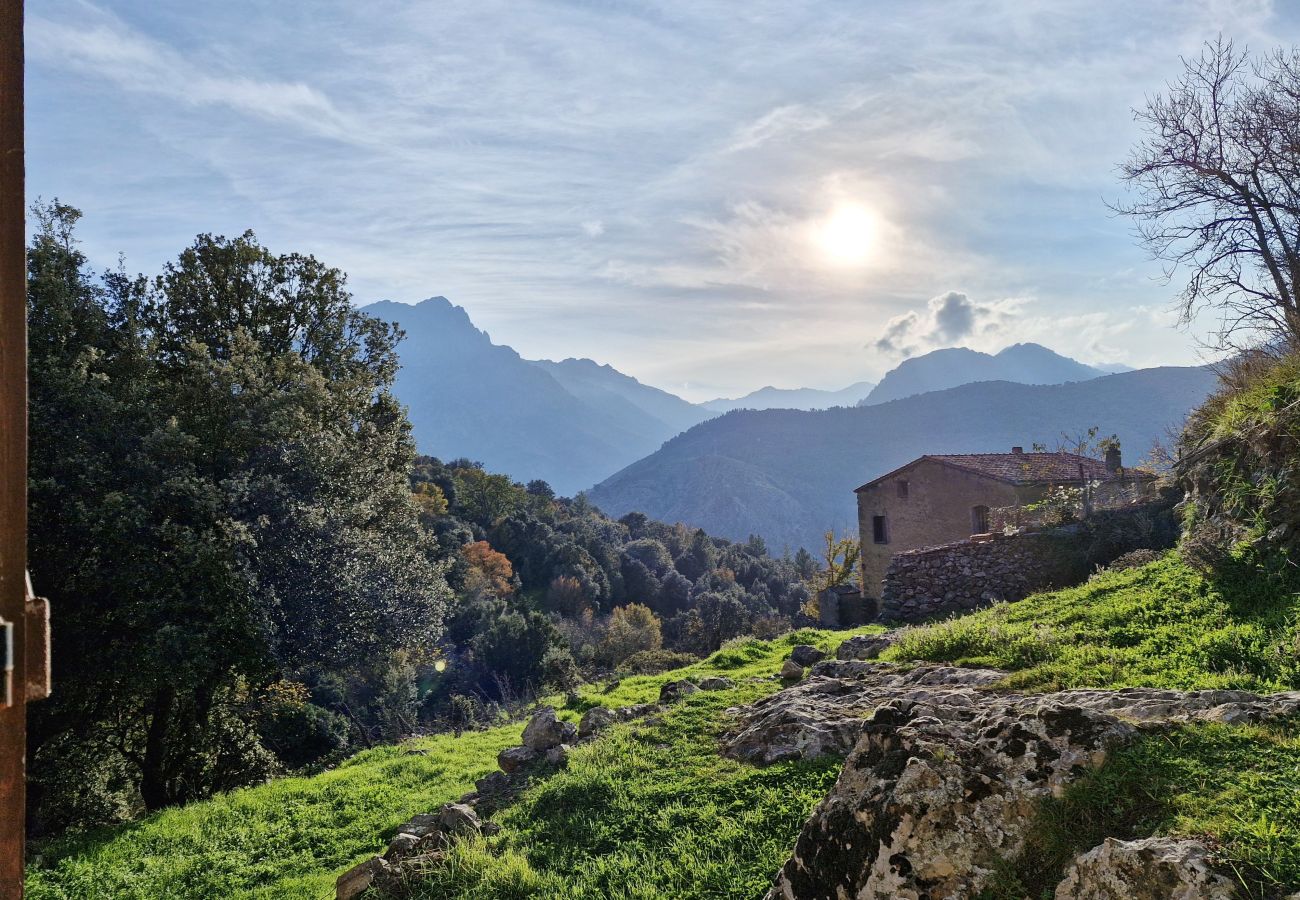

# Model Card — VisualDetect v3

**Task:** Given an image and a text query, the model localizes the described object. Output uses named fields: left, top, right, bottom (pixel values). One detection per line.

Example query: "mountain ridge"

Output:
left=588, top=365, right=1218, bottom=552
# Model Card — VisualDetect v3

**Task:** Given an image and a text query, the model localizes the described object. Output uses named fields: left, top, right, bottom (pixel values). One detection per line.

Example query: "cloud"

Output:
left=874, top=291, right=1023, bottom=357
left=26, top=7, right=355, bottom=140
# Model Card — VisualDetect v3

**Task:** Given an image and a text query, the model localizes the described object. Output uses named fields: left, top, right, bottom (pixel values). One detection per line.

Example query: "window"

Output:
left=872, top=515, right=889, bottom=544
left=896, top=480, right=909, bottom=499
left=971, top=505, right=990, bottom=534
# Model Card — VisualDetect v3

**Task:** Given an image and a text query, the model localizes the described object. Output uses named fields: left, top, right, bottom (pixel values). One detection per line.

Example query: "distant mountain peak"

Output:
left=862, top=343, right=1105, bottom=406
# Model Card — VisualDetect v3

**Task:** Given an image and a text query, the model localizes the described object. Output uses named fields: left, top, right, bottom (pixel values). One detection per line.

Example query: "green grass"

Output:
left=891, top=550, right=1300, bottom=896
left=981, top=721, right=1300, bottom=900
left=885, top=551, right=1300, bottom=693
left=25, top=627, right=881, bottom=900
left=405, top=684, right=842, bottom=899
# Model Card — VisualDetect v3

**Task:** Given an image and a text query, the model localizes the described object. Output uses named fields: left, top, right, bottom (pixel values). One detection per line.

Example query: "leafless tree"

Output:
left=1116, top=38, right=1300, bottom=353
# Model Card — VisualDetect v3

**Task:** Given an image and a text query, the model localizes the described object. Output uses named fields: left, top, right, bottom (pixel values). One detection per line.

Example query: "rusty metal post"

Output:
left=0, top=0, right=25, bottom=896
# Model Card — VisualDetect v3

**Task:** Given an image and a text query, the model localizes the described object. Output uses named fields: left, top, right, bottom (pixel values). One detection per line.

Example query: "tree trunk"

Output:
left=139, top=685, right=175, bottom=811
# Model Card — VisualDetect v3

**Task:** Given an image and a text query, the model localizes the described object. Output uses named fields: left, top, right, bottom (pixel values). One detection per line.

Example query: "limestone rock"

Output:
left=758, top=664, right=1300, bottom=899
left=475, top=770, right=512, bottom=796
left=438, top=802, right=481, bottom=835
left=835, top=633, right=894, bottom=661
left=789, top=644, right=826, bottom=667
left=336, top=856, right=391, bottom=900
left=578, top=705, right=616, bottom=739
left=385, top=832, right=422, bottom=858
left=1053, top=837, right=1237, bottom=899
left=779, top=659, right=805, bottom=680
left=699, top=676, right=734, bottom=691
left=497, top=745, right=537, bottom=773
left=522, top=706, right=577, bottom=751
left=659, top=679, right=700, bottom=703
left=723, top=664, right=1006, bottom=765
left=616, top=702, right=658, bottom=720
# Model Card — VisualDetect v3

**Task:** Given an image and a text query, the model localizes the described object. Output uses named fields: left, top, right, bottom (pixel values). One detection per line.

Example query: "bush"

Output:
left=599, top=603, right=663, bottom=666
left=616, top=649, right=698, bottom=676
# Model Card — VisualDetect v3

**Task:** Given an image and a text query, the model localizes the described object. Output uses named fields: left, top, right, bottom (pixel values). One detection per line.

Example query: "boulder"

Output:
left=759, top=665, right=1300, bottom=899
left=699, top=676, right=734, bottom=691
left=475, top=770, right=512, bottom=796
left=544, top=744, right=570, bottom=767
left=578, top=705, right=617, bottom=739
left=835, top=633, right=894, bottom=661
left=438, top=802, right=481, bottom=835
left=1053, top=837, right=1236, bottom=899
left=497, top=745, right=537, bottom=773
left=779, top=659, right=805, bottom=680
left=659, top=680, right=700, bottom=704
left=789, top=645, right=826, bottom=667
left=397, top=812, right=441, bottom=837
left=522, top=706, right=577, bottom=751
left=385, top=832, right=422, bottom=858
left=336, top=856, right=391, bottom=900
left=616, top=703, right=659, bottom=720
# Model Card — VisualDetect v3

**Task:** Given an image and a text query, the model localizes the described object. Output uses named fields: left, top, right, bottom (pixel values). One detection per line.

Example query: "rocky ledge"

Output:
left=722, top=662, right=1300, bottom=900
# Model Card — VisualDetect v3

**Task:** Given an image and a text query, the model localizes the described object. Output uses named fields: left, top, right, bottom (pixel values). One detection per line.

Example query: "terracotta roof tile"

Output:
left=856, top=451, right=1138, bottom=491
left=929, top=452, right=1112, bottom=484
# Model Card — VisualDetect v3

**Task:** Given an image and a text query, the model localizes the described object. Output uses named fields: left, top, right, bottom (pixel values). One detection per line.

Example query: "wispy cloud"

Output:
left=27, top=6, right=355, bottom=139
left=24, top=0, right=1300, bottom=399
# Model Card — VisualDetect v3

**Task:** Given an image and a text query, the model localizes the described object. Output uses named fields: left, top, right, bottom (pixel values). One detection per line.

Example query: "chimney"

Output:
left=1011, top=446, right=1023, bottom=455
left=1105, top=445, right=1121, bottom=474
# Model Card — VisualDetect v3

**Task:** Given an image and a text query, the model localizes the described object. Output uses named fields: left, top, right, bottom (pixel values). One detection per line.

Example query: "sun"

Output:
left=814, top=203, right=877, bottom=266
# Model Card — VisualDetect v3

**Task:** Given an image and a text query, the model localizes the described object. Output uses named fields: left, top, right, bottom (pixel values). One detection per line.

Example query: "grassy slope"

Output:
left=25, top=627, right=879, bottom=900
left=888, top=551, right=1300, bottom=898
left=885, top=551, right=1300, bottom=693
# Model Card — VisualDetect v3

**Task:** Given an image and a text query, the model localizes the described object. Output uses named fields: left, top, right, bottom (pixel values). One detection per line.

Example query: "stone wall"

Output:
left=878, top=499, right=1177, bottom=623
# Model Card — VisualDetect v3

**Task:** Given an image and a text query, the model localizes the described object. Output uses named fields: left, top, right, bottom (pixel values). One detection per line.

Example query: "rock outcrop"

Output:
left=1053, top=837, right=1237, bottom=899
left=739, top=663, right=1300, bottom=899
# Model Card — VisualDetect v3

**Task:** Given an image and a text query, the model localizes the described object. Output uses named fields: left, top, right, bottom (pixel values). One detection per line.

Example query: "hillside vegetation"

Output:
left=24, top=628, right=877, bottom=900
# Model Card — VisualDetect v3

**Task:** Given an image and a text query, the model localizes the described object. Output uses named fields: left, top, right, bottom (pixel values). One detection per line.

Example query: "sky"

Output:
left=25, top=0, right=1300, bottom=401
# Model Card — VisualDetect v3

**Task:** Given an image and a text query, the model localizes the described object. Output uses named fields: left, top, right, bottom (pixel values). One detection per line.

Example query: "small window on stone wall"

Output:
left=872, top=515, right=889, bottom=544
left=897, top=480, right=909, bottom=499
left=971, top=505, right=990, bottom=534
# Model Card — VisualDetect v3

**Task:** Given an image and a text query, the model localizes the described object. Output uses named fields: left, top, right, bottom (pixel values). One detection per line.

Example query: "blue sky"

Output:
left=26, top=0, right=1300, bottom=400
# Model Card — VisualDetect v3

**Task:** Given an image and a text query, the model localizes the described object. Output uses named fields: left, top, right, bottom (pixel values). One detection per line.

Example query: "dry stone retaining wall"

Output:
left=879, top=501, right=1177, bottom=623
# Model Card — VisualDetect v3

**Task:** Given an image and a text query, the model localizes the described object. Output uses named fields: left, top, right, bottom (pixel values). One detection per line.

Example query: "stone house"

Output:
left=855, top=446, right=1135, bottom=603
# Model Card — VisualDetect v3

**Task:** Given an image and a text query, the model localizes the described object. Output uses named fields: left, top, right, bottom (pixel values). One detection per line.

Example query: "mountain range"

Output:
left=587, top=365, right=1217, bottom=552
left=362, top=298, right=713, bottom=495
left=860, top=344, right=1109, bottom=405
left=362, top=297, right=1201, bottom=516
left=702, top=381, right=877, bottom=412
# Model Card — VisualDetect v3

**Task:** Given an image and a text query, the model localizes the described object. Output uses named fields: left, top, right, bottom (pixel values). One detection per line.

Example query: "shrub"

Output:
left=616, top=649, right=697, bottom=676
left=599, top=603, right=663, bottom=666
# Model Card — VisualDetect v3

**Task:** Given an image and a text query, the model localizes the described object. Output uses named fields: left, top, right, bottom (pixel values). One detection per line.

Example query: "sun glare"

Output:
left=815, top=203, right=876, bottom=266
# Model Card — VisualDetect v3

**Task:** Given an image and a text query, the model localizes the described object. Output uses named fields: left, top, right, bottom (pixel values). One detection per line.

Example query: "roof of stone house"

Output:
left=855, top=451, right=1149, bottom=492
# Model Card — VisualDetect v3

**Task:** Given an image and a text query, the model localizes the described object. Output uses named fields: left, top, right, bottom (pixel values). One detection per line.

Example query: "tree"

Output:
left=600, top=603, right=663, bottom=666
left=810, top=530, right=860, bottom=595
left=25, top=206, right=450, bottom=825
left=461, top=541, right=516, bottom=598
left=1117, top=39, right=1300, bottom=351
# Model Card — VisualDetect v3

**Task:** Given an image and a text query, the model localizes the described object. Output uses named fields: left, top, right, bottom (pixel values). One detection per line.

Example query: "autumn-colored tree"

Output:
left=802, top=530, right=860, bottom=617
left=413, top=481, right=449, bottom=518
left=461, top=541, right=516, bottom=598
left=600, top=603, right=663, bottom=666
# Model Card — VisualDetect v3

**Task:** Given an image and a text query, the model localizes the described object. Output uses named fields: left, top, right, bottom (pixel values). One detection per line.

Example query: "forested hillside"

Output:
left=589, top=365, right=1218, bottom=551
left=24, top=207, right=817, bottom=839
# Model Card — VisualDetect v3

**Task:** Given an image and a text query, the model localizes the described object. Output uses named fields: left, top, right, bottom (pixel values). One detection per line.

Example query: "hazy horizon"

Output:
left=27, top=0, right=1298, bottom=400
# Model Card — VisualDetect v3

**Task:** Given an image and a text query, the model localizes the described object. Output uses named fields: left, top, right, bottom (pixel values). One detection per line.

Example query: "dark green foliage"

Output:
left=25, top=204, right=450, bottom=830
